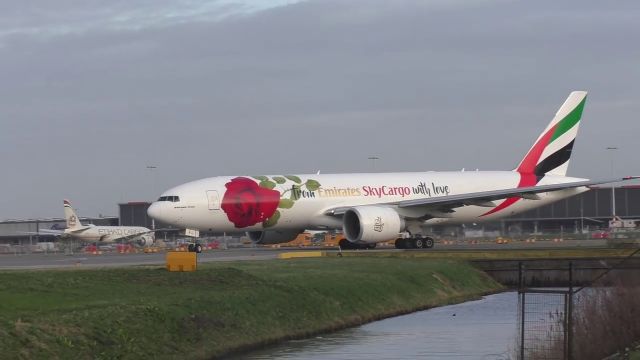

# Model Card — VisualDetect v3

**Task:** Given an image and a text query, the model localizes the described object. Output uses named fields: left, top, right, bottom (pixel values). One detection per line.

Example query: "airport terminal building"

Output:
left=1, top=186, right=639, bottom=247
left=435, top=185, right=640, bottom=238
left=503, top=186, right=640, bottom=233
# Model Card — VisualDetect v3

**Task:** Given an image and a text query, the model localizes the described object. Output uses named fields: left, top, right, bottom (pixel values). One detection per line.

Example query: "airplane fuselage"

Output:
left=148, top=171, right=588, bottom=233
left=65, top=226, right=152, bottom=243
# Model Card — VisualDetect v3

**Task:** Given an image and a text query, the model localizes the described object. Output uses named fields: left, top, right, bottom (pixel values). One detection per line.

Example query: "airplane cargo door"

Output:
left=206, top=190, right=220, bottom=210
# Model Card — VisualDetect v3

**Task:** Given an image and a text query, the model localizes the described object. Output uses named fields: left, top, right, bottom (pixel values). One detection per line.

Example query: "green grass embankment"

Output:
left=0, top=257, right=501, bottom=359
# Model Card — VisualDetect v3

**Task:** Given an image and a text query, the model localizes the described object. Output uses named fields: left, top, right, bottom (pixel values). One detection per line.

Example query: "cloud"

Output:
left=0, top=0, right=307, bottom=45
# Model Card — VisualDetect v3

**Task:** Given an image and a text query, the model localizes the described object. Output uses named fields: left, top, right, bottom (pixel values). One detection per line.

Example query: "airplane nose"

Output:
left=147, top=202, right=163, bottom=221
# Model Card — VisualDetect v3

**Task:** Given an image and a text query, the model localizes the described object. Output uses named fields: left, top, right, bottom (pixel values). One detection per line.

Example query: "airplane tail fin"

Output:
left=516, top=91, right=587, bottom=177
left=63, top=199, right=83, bottom=229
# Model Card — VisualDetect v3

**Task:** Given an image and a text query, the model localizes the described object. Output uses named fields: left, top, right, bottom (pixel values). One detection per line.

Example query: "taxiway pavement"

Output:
left=0, top=239, right=609, bottom=270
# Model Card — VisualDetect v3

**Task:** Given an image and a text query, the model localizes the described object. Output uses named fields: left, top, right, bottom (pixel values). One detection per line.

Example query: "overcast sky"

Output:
left=1, top=0, right=639, bottom=220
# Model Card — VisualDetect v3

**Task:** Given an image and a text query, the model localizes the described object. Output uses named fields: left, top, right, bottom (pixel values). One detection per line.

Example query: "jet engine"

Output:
left=248, top=229, right=302, bottom=244
left=137, top=234, right=154, bottom=247
left=343, top=206, right=404, bottom=243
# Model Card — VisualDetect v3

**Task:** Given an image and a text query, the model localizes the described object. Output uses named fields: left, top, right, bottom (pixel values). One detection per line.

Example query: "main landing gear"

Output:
left=395, top=235, right=435, bottom=250
left=339, top=239, right=377, bottom=250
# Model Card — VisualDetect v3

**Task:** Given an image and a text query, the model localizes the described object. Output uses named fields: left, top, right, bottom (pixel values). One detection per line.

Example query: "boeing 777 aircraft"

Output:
left=148, top=91, right=637, bottom=250
left=37, top=200, right=156, bottom=247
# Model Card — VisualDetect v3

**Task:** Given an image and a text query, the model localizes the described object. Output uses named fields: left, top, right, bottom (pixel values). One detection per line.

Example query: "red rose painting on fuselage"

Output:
left=220, top=177, right=280, bottom=228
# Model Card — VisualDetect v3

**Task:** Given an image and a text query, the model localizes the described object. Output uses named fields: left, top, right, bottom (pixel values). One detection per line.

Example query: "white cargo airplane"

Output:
left=148, top=91, right=637, bottom=250
left=37, top=200, right=156, bottom=247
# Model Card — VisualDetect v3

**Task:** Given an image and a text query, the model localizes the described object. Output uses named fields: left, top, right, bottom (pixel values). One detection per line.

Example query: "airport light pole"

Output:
left=606, top=147, right=618, bottom=220
left=146, top=165, right=158, bottom=229
left=368, top=156, right=379, bottom=171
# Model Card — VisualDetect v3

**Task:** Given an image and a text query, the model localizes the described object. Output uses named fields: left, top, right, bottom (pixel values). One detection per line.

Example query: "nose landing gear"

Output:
left=187, top=243, right=203, bottom=253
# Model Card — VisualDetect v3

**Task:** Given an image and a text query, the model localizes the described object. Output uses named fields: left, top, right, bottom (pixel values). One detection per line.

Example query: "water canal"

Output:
left=240, top=292, right=518, bottom=360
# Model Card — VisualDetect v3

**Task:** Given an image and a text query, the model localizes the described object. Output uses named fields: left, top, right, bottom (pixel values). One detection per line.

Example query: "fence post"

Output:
left=519, top=262, right=525, bottom=360
left=567, top=261, right=574, bottom=360
left=518, top=261, right=524, bottom=290
left=564, top=292, right=569, bottom=359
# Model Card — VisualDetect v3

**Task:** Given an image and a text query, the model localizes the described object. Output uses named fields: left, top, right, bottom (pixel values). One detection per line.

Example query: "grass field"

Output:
left=0, top=257, right=501, bottom=359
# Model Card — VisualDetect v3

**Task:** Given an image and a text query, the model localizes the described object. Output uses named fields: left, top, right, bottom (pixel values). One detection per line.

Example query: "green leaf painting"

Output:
left=305, top=179, right=321, bottom=191
left=278, top=199, right=294, bottom=209
left=263, top=210, right=281, bottom=228
left=284, top=175, right=302, bottom=184
left=259, top=180, right=276, bottom=189
left=252, top=176, right=269, bottom=181
left=272, top=176, right=287, bottom=184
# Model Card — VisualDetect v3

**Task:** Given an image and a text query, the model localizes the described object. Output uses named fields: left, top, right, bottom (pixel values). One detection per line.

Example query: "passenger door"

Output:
left=206, top=190, right=220, bottom=210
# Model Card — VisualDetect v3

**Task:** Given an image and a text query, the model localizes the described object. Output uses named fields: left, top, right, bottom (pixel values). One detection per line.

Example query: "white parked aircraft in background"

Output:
left=148, top=91, right=637, bottom=250
left=37, top=200, right=156, bottom=247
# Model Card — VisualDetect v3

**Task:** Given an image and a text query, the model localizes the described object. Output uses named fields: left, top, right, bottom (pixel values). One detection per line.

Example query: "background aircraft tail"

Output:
left=63, top=199, right=83, bottom=230
left=516, top=91, right=587, bottom=177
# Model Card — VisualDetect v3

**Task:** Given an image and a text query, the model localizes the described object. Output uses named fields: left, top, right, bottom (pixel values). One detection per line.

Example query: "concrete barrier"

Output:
left=166, top=251, right=197, bottom=271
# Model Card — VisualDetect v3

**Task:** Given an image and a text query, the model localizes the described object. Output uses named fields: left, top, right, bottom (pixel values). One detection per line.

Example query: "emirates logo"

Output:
left=373, top=216, right=384, bottom=232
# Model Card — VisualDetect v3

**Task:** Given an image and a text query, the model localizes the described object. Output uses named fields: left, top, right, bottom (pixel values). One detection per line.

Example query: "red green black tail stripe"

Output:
left=480, top=92, right=587, bottom=217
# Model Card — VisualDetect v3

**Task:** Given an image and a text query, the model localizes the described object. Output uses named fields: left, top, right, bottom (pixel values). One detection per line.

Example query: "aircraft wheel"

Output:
left=188, top=244, right=195, bottom=252
left=194, top=243, right=203, bottom=253
left=413, top=236, right=425, bottom=249
left=367, top=243, right=377, bottom=250
left=394, top=238, right=405, bottom=249
left=404, top=238, right=415, bottom=249
left=339, top=239, right=353, bottom=250
left=425, top=237, right=434, bottom=249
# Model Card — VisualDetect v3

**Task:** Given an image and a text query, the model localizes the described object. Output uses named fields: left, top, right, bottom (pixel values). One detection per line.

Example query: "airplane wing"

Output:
left=324, top=176, right=640, bottom=218
left=116, top=228, right=176, bottom=242
left=38, top=228, right=66, bottom=235
left=114, top=230, right=155, bottom=242
left=20, top=229, right=64, bottom=235
left=67, top=226, right=92, bottom=233
left=18, top=229, right=72, bottom=240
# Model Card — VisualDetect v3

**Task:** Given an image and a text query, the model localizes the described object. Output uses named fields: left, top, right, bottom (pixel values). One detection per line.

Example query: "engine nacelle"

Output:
left=248, top=229, right=303, bottom=245
left=137, top=234, right=154, bottom=247
left=343, top=206, right=404, bottom=244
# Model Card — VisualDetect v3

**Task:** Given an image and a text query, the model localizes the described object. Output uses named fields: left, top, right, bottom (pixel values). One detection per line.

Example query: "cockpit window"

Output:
left=157, top=196, right=180, bottom=202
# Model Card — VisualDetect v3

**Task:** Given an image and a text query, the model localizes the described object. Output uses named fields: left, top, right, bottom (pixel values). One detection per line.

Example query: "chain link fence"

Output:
left=518, top=290, right=569, bottom=360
